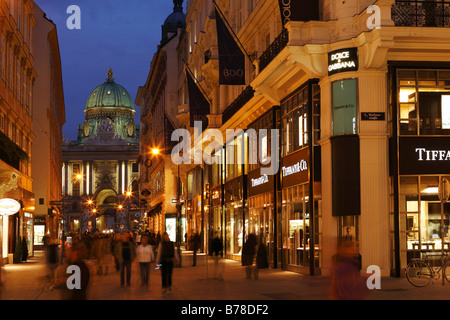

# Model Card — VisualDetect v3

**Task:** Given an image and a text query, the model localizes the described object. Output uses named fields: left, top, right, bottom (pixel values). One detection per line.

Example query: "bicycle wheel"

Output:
left=406, top=260, right=432, bottom=287
left=443, top=261, right=450, bottom=283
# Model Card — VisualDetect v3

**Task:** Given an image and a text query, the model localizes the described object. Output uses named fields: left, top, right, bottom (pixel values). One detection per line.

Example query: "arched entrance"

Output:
left=94, top=189, right=118, bottom=232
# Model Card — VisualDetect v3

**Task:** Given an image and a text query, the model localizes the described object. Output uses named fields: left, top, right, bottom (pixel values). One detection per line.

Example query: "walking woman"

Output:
left=155, top=232, right=179, bottom=294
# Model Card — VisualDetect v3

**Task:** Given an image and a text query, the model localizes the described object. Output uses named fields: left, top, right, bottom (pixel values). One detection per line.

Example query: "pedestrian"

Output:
left=111, top=233, right=121, bottom=272
left=114, top=231, right=136, bottom=287
left=94, top=235, right=109, bottom=276
left=241, top=233, right=257, bottom=279
left=156, top=232, right=179, bottom=294
left=191, top=231, right=201, bottom=266
left=330, top=239, right=368, bottom=300
left=56, top=243, right=90, bottom=300
left=255, top=240, right=269, bottom=280
left=211, top=233, right=224, bottom=280
left=136, top=235, right=155, bottom=287
left=44, top=236, right=60, bottom=290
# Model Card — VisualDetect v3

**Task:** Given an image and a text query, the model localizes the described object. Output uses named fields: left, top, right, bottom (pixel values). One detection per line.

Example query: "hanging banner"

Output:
left=278, top=0, right=319, bottom=26
left=186, top=71, right=210, bottom=128
left=164, top=112, right=177, bottom=154
left=215, top=9, right=246, bottom=85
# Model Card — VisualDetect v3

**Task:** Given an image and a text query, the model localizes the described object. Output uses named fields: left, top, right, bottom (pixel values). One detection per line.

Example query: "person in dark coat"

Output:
left=211, top=233, right=224, bottom=280
left=156, top=232, right=179, bottom=294
left=241, top=233, right=257, bottom=279
left=191, top=232, right=201, bottom=266
left=114, top=232, right=136, bottom=287
left=255, top=241, right=269, bottom=280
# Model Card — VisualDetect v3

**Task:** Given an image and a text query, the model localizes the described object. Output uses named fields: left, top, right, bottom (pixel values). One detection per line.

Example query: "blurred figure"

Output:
left=255, top=240, right=269, bottom=280
left=211, top=233, right=224, bottom=280
left=136, top=236, right=155, bottom=287
left=330, top=240, right=368, bottom=300
left=191, top=231, right=201, bottom=266
left=57, top=244, right=90, bottom=300
left=156, top=232, right=179, bottom=294
left=93, top=234, right=109, bottom=276
left=111, top=233, right=121, bottom=272
left=114, top=232, right=136, bottom=287
left=44, top=236, right=59, bottom=290
left=242, top=234, right=257, bottom=279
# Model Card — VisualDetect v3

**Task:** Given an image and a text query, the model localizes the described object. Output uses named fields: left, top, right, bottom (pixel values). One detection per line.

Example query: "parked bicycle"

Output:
left=405, top=251, right=450, bottom=287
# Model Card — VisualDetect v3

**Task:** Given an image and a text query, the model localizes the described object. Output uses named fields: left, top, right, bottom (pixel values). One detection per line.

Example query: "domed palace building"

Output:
left=62, top=70, right=141, bottom=234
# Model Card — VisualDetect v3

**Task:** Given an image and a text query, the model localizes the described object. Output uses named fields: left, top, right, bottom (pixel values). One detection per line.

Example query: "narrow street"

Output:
left=1, top=251, right=449, bottom=301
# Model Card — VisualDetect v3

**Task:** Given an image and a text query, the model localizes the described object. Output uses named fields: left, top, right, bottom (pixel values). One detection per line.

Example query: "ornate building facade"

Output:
left=0, top=0, right=36, bottom=263
left=136, top=0, right=187, bottom=243
left=62, top=70, right=140, bottom=234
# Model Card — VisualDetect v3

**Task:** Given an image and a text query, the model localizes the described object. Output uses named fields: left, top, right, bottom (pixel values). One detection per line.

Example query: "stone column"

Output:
left=64, top=161, right=69, bottom=196
left=83, top=161, right=87, bottom=195
left=118, top=161, right=123, bottom=195
left=89, top=161, right=93, bottom=195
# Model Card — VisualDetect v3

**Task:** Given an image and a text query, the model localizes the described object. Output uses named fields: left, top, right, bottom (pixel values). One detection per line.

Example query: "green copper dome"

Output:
left=85, top=69, right=134, bottom=110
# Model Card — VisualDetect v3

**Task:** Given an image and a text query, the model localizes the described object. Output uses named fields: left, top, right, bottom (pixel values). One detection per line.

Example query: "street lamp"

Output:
left=151, top=148, right=160, bottom=156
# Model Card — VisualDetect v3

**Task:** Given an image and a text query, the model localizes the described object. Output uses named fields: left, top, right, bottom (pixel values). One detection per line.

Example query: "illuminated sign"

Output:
left=328, top=48, right=358, bottom=76
left=251, top=174, right=269, bottom=187
left=282, top=148, right=310, bottom=188
left=0, top=198, right=21, bottom=216
left=282, top=160, right=308, bottom=177
left=399, top=137, right=450, bottom=174
left=442, top=95, right=450, bottom=129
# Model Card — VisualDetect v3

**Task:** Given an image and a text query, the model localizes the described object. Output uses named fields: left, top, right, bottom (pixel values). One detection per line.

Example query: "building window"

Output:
left=281, top=83, right=320, bottom=157
left=398, top=69, right=450, bottom=136
left=332, top=79, right=358, bottom=136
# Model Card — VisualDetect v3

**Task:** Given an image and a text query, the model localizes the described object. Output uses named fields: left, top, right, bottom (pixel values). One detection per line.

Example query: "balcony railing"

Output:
left=258, top=28, right=289, bottom=72
left=392, top=0, right=450, bottom=27
left=222, top=85, right=255, bottom=124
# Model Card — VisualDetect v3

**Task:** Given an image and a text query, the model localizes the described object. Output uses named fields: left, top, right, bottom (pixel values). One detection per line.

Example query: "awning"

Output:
left=148, top=202, right=162, bottom=217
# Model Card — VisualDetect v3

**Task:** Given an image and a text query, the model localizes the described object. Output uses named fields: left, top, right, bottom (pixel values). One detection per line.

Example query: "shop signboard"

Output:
left=328, top=48, right=358, bottom=76
left=0, top=198, right=20, bottom=216
left=361, top=112, right=385, bottom=121
left=281, top=148, right=309, bottom=189
left=248, top=166, right=274, bottom=197
left=399, top=137, right=450, bottom=175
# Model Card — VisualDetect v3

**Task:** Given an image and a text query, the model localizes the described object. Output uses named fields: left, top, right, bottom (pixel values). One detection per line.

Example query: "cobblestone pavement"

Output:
left=0, top=250, right=449, bottom=301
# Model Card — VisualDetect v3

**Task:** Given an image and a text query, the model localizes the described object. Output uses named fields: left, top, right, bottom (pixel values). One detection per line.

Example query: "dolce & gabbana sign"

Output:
left=399, top=137, right=450, bottom=175
left=328, top=48, right=359, bottom=76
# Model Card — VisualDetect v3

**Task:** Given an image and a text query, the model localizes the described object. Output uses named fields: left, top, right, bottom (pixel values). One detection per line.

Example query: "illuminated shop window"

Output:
left=398, top=69, right=450, bottom=136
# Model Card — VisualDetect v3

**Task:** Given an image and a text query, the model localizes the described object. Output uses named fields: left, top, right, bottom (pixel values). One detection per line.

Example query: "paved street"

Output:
left=0, top=250, right=449, bottom=301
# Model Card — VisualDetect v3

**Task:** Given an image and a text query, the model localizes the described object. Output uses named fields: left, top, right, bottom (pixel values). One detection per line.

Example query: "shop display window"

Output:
left=332, top=79, right=358, bottom=136
left=398, top=69, right=450, bottom=136
left=399, top=175, right=450, bottom=265
left=282, top=184, right=314, bottom=267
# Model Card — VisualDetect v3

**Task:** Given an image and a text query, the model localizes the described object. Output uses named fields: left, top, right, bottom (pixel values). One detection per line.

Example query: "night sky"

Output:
left=34, top=0, right=177, bottom=140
